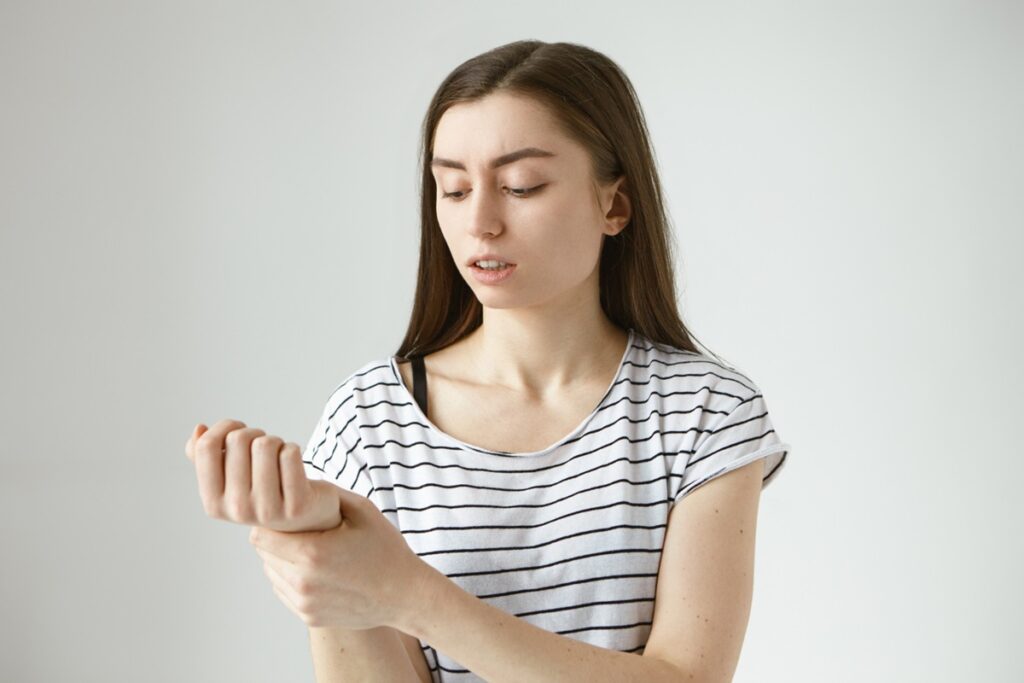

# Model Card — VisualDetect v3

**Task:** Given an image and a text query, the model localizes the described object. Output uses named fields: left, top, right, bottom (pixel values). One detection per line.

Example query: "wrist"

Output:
left=395, top=558, right=449, bottom=635
left=269, top=482, right=342, bottom=532
left=307, top=481, right=344, bottom=530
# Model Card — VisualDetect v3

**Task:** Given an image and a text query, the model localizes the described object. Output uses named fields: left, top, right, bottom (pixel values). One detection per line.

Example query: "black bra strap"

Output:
left=411, top=356, right=428, bottom=416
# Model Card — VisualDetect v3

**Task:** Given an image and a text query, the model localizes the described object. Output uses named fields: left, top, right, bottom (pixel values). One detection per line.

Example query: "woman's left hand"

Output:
left=248, top=486, right=434, bottom=631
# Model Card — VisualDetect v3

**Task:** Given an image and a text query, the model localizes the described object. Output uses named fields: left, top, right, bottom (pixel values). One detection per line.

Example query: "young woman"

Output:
left=186, top=39, right=790, bottom=683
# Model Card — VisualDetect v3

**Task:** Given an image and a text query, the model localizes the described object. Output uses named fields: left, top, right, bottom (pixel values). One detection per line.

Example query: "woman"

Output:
left=186, top=39, right=790, bottom=683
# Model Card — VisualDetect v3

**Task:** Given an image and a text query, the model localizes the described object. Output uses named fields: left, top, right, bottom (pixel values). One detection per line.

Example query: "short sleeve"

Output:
left=301, top=385, right=375, bottom=501
left=670, top=379, right=790, bottom=507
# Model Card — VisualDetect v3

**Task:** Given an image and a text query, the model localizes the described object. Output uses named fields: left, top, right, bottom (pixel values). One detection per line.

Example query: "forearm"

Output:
left=397, top=564, right=685, bottom=683
left=308, top=626, right=424, bottom=683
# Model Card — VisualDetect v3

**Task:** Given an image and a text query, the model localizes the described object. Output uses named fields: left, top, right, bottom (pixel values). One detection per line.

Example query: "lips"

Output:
left=469, top=262, right=517, bottom=284
left=467, top=253, right=515, bottom=266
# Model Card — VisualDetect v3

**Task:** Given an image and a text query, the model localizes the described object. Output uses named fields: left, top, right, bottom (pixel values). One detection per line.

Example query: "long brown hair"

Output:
left=394, top=39, right=724, bottom=367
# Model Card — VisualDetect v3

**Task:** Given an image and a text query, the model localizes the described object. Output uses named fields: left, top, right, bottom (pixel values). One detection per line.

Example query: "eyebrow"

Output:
left=430, top=147, right=557, bottom=170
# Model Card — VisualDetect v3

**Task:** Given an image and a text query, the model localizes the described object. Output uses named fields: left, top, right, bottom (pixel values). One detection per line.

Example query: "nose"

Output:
left=464, top=185, right=505, bottom=238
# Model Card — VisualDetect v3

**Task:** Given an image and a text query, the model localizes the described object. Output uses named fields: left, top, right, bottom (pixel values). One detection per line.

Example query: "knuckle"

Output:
left=280, top=443, right=301, bottom=463
left=194, top=434, right=216, bottom=459
left=294, top=576, right=314, bottom=597
left=253, top=501, right=281, bottom=524
left=249, top=436, right=274, bottom=456
left=252, top=434, right=283, bottom=455
left=225, top=429, right=247, bottom=448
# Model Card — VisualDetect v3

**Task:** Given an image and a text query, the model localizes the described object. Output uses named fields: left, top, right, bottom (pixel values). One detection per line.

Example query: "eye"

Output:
left=441, top=184, right=545, bottom=202
left=508, top=185, right=542, bottom=198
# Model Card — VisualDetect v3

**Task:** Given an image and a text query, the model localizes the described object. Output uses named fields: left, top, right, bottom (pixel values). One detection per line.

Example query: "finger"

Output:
left=271, top=578, right=305, bottom=622
left=251, top=434, right=285, bottom=523
left=258, top=550, right=300, bottom=602
left=184, top=423, right=209, bottom=462
left=255, top=545, right=302, bottom=580
left=194, top=420, right=247, bottom=511
left=250, top=526, right=301, bottom=563
left=223, top=427, right=265, bottom=520
left=260, top=550, right=307, bottom=611
left=280, top=442, right=311, bottom=518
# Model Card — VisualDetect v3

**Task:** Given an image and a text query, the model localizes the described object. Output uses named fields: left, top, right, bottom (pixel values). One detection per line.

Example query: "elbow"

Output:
left=646, top=656, right=689, bottom=682
left=645, top=655, right=724, bottom=683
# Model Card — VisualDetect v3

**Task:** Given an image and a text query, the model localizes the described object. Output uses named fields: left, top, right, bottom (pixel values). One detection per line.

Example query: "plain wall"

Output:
left=1, top=0, right=1021, bottom=680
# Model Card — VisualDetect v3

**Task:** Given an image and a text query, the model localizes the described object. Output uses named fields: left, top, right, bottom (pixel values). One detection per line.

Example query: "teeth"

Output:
left=475, top=260, right=510, bottom=269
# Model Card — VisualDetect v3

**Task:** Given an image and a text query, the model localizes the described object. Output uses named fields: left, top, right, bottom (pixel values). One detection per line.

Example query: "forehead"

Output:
left=432, top=93, right=570, bottom=167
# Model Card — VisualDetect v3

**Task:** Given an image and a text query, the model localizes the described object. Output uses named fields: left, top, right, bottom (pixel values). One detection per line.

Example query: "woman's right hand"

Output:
left=184, top=419, right=343, bottom=532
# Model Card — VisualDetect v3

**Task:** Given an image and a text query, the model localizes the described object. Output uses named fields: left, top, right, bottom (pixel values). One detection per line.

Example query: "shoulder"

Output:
left=630, top=334, right=761, bottom=399
left=319, top=356, right=397, bottom=419
left=394, top=340, right=479, bottom=393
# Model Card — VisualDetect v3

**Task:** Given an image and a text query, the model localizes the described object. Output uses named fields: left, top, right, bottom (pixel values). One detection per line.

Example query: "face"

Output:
left=430, top=92, right=628, bottom=310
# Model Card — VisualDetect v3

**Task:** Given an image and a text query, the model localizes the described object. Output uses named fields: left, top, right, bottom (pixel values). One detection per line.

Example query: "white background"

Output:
left=1, top=1, right=1020, bottom=681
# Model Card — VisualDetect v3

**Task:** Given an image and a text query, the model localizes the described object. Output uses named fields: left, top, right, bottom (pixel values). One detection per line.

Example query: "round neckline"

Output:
left=388, top=328, right=636, bottom=458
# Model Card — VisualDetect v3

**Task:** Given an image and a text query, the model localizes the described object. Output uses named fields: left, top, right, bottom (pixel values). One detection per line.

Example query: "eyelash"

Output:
left=441, top=185, right=544, bottom=201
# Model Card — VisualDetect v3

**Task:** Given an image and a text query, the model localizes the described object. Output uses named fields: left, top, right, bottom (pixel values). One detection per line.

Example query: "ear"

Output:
left=602, top=175, right=631, bottom=237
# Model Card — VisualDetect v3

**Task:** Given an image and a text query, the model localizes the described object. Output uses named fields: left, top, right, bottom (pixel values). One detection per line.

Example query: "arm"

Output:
left=394, top=459, right=768, bottom=683
left=185, top=422, right=429, bottom=678
left=397, top=563, right=686, bottom=683
left=309, top=626, right=431, bottom=683
left=303, top=488, right=432, bottom=683
left=399, top=573, right=688, bottom=683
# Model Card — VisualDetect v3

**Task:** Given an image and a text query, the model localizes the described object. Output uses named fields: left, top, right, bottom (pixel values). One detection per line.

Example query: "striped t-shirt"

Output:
left=302, top=327, right=790, bottom=683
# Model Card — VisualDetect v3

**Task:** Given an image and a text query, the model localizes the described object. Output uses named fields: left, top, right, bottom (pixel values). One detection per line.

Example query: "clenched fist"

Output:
left=185, top=419, right=343, bottom=532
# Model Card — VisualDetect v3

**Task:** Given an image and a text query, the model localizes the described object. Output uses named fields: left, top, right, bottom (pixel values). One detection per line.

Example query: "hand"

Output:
left=185, top=419, right=342, bottom=532
left=248, top=488, right=438, bottom=631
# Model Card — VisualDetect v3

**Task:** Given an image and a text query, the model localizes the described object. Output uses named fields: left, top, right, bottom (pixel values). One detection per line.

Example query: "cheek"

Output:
left=534, top=222, right=604, bottom=280
left=435, top=216, right=458, bottom=249
left=434, top=203, right=451, bottom=227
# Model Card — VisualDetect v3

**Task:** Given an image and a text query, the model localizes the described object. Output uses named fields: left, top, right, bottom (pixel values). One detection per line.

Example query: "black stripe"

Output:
left=476, top=571, right=657, bottom=600
left=442, top=546, right=662, bottom=579
left=397, top=497, right=669, bottom=536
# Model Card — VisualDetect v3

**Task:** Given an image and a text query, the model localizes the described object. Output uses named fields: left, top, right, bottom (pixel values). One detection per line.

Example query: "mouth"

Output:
left=469, top=261, right=516, bottom=271
left=468, top=262, right=517, bottom=283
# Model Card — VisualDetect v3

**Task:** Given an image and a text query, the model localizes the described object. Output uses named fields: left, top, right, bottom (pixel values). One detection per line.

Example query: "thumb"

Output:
left=332, top=487, right=372, bottom=524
